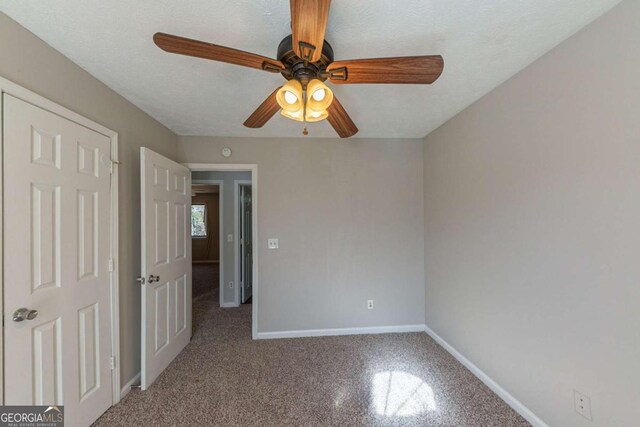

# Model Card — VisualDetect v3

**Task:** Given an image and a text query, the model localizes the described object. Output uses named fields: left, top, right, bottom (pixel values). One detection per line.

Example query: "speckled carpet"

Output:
left=192, top=263, right=219, bottom=300
left=94, top=285, right=529, bottom=426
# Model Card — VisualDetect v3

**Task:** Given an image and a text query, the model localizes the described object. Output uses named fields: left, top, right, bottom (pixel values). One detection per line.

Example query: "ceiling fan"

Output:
left=153, top=0, right=444, bottom=138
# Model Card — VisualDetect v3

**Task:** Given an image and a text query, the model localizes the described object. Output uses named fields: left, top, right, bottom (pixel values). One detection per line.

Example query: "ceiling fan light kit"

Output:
left=154, top=0, right=443, bottom=138
left=276, top=77, right=334, bottom=125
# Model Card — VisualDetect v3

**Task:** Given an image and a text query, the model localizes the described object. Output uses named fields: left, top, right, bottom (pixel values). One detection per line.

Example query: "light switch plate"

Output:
left=227, top=234, right=233, bottom=242
left=268, top=238, right=279, bottom=249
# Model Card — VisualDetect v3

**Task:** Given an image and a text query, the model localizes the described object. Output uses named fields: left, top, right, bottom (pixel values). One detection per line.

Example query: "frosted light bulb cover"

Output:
left=306, top=79, right=333, bottom=114
left=312, top=89, right=325, bottom=102
left=284, top=91, right=298, bottom=104
left=276, top=80, right=304, bottom=113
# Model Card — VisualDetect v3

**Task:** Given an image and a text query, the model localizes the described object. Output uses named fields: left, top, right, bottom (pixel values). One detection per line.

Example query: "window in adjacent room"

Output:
left=191, top=204, right=207, bottom=237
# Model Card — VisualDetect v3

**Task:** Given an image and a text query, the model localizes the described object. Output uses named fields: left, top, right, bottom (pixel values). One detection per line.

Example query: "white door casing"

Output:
left=3, top=94, right=114, bottom=425
left=187, top=164, right=257, bottom=338
left=140, top=147, right=192, bottom=390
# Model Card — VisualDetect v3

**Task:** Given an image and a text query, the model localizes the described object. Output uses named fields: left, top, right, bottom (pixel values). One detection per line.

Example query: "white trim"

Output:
left=109, top=134, right=121, bottom=405
left=192, top=178, right=224, bottom=308
left=186, top=164, right=259, bottom=339
left=424, top=325, right=548, bottom=427
left=0, top=81, right=5, bottom=405
left=188, top=163, right=255, bottom=172
left=256, top=324, right=427, bottom=340
left=119, top=372, right=141, bottom=400
left=234, top=179, right=251, bottom=306
left=0, top=76, right=120, bottom=406
left=0, top=77, right=115, bottom=137
left=220, top=302, right=240, bottom=308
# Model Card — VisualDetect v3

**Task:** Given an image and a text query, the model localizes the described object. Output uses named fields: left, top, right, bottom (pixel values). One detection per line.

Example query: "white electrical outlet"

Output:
left=268, top=238, right=279, bottom=249
left=367, top=300, right=374, bottom=310
left=574, top=391, right=592, bottom=420
left=228, top=282, right=234, bottom=289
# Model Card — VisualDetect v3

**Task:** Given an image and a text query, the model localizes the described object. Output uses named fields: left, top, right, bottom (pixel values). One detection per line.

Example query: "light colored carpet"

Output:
left=94, top=288, right=529, bottom=426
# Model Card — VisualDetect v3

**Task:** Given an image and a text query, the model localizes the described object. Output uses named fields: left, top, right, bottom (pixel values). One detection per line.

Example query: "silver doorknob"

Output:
left=13, top=307, right=38, bottom=322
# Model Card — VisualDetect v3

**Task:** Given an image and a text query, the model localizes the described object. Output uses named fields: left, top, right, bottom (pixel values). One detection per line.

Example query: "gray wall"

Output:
left=422, top=1, right=639, bottom=426
left=193, top=171, right=251, bottom=305
left=0, top=13, right=178, bottom=388
left=179, top=137, right=426, bottom=333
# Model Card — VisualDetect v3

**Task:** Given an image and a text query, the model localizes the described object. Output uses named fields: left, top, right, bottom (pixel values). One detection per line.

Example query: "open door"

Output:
left=140, top=148, right=191, bottom=389
left=239, top=184, right=253, bottom=303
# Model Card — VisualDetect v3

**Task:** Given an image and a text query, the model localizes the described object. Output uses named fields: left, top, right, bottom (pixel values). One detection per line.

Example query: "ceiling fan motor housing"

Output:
left=277, top=35, right=334, bottom=84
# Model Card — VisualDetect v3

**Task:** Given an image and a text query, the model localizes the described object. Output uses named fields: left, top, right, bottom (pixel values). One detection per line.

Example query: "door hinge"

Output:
left=109, top=356, right=115, bottom=370
left=109, top=159, right=121, bottom=174
left=107, top=259, right=114, bottom=272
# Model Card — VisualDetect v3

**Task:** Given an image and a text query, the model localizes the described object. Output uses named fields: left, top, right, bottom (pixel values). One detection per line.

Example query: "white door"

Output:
left=140, top=148, right=191, bottom=390
left=240, top=185, right=253, bottom=303
left=3, top=94, right=113, bottom=426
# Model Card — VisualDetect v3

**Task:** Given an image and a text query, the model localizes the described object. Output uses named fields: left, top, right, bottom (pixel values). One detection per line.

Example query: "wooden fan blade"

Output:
left=154, top=32, right=284, bottom=72
left=327, top=56, right=444, bottom=84
left=290, top=0, right=331, bottom=63
left=244, top=87, right=281, bottom=128
left=327, top=96, right=358, bottom=138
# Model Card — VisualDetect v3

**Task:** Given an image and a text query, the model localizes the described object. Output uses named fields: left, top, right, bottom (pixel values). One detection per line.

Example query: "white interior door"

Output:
left=3, top=94, right=113, bottom=426
left=240, top=185, right=253, bottom=303
left=140, top=147, right=191, bottom=390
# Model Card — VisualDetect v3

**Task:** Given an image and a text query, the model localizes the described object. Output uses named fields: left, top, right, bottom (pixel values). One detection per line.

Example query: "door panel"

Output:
left=78, top=303, right=99, bottom=399
left=32, top=318, right=63, bottom=405
left=3, top=94, right=113, bottom=426
left=240, top=185, right=253, bottom=303
left=175, top=275, right=187, bottom=334
left=154, top=282, right=169, bottom=353
left=140, top=148, right=191, bottom=390
left=31, top=183, right=60, bottom=290
left=175, top=203, right=187, bottom=260
left=78, top=190, right=98, bottom=280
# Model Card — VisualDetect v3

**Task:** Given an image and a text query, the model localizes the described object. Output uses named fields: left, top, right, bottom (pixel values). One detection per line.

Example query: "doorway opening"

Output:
left=188, top=164, right=258, bottom=338
left=191, top=182, right=222, bottom=303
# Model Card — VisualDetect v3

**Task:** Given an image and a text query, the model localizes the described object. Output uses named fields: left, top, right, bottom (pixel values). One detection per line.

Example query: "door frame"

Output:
left=191, top=178, right=224, bottom=307
left=186, top=164, right=259, bottom=339
left=0, top=76, right=121, bottom=405
left=234, top=179, right=252, bottom=306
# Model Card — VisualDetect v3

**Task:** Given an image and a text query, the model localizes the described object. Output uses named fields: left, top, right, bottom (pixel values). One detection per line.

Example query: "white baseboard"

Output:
left=220, top=302, right=240, bottom=308
left=424, top=325, right=548, bottom=427
left=119, top=372, right=141, bottom=400
left=256, top=324, right=426, bottom=340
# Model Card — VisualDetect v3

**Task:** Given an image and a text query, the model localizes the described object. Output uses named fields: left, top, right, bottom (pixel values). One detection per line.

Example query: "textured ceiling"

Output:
left=0, top=0, right=621, bottom=138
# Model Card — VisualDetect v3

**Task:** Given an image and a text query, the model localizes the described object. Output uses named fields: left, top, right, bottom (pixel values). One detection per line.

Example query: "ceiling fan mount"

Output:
left=275, top=35, right=334, bottom=84
left=153, top=0, right=444, bottom=138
